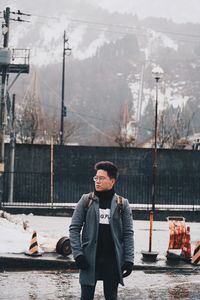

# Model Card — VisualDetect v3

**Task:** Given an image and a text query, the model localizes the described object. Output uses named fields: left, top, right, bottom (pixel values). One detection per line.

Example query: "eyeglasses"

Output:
left=93, top=176, right=109, bottom=182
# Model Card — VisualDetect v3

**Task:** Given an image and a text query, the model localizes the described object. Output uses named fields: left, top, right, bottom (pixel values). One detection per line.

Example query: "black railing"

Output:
left=3, top=172, right=51, bottom=203
left=1, top=172, right=200, bottom=210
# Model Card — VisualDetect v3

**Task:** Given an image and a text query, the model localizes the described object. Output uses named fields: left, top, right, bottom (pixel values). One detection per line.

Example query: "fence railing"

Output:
left=2, top=172, right=200, bottom=210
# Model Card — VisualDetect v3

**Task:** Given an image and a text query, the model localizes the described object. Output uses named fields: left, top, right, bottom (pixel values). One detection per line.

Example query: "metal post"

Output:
left=8, top=94, right=16, bottom=203
left=141, top=67, right=163, bottom=261
left=152, top=77, right=159, bottom=211
left=50, top=137, right=54, bottom=207
left=3, top=7, right=10, bottom=48
left=60, top=31, right=66, bottom=145
left=148, top=211, right=153, bottom=252
left=0, top=7, right=10, bottom=207
left=60, top=31, right=71, bottom=145
left=0, top=70, right=7, bottom=207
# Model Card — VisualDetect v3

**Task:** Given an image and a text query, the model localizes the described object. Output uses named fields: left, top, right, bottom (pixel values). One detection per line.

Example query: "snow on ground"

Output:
left=0, top=211, right=57, bottom=253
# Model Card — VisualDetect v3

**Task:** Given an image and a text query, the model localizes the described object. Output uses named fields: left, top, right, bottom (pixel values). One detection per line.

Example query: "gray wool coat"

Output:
left=69, top=193, right=134, bottom=286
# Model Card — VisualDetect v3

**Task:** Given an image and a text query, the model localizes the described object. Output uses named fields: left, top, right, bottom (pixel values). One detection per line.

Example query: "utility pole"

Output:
left=0, top=7, right=10, bottom=207
left=8, top=94, right=15, bottom=203
left=60, top=31, right=71, bottom=145
left=0, top=7, right=30, bottom=208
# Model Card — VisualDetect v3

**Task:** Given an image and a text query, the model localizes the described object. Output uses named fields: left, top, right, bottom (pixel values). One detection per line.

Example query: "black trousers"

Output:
left=81, top=280, right=118, bottom=300
left=80, top=257, right=119, bottom=300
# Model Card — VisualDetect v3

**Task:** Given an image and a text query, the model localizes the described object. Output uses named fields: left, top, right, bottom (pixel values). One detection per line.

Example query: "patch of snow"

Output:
left=159, top=33, right=178, bottom=51
left=143, top=29, right=178, bottom=61
left=0, top=211, right=57, bottom=254
left=75, top=32, right=108, bottom=60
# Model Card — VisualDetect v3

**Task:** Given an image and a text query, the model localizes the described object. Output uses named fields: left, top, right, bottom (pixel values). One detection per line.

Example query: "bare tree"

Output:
left=112, top=102, right=136, bottom=147
left=114, top=121, right=136, bottom=147
left=42, top=110, right=81, bottom=145
left=42, top=111, right=60, bottom=144
left=16, top=105, right=39, bottom=144
left=158, top=110, right=195, bottom=149
left=15, top=71, right=45, bottom=144
left=63, top=121, right=79, bottom=144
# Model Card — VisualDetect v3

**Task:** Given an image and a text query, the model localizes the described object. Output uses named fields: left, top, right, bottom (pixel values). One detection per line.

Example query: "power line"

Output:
left=39, top=13, right=200, bottom=38
left=70, top=17, right=200, bottom=41
left=25, top=10, right=200, bottom=42
left=68, top=23, right=130, bottom=36
left=30, top=13, right=59, bottom=20
left=10, top=17, right=30, bottom=23
left=2, top=9, right=199, bottom=44
left=70, top=107, right=116, bottom=140
left=11, top=10, right=31, bottom=16
left=29, top=70, right=114, bottom=124
left=0, top=8, right=31, bottom=23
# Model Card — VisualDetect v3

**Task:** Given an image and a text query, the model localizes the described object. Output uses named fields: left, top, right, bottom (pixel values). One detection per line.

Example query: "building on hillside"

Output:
left=192, top=136, right=200, bottom=150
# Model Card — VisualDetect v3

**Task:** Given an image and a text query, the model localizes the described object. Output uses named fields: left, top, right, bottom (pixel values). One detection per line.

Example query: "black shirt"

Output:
left=95, top=188, right=116, bottom=259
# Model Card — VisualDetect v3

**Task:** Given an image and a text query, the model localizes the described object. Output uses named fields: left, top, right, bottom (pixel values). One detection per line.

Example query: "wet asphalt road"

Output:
left=1, top=269, right=200, bottom=299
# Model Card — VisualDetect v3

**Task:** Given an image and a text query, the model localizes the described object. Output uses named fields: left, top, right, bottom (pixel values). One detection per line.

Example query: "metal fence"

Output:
left=2, top=172, right=200, bottom=211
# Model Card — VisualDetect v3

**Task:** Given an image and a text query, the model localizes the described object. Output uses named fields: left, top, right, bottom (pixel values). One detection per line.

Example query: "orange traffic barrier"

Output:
left=181, top=226, right=191, bottom=261
left=168, top=222, right=175, bottom=249
left=192, top=241, right=200, bottom=265
left=168, top=219, right=186, bottom=250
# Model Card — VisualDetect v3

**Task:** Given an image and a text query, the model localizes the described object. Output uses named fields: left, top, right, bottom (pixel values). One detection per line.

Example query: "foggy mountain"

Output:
left=2, top=1, right=200, bottom=146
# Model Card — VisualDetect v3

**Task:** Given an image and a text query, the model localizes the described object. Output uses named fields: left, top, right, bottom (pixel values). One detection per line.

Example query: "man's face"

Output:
left=94, top=169, right=115, bottom=192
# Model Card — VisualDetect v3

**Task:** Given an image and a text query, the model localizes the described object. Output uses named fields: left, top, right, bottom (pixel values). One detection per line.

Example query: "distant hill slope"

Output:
left=6, top=4, right=200, bottom=146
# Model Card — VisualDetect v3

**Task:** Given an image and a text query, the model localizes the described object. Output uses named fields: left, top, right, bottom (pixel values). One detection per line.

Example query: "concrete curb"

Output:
left=0, top=253, right=200, bottom=272
left=3, top=207, right=200, bottom=221
left=133, top=264, right=199, bottom=272
left=0, top=253, right=76, bottom=271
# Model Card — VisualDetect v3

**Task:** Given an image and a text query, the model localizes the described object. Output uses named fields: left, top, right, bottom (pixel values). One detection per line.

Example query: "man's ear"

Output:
left=111, top=178, right=116, bottom=186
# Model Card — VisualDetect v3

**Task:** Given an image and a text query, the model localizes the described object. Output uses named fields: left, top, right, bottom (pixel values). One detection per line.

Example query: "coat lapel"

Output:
left=110, top=194, right=118, bottom=217
left=93, top=194, right=99, bottom=221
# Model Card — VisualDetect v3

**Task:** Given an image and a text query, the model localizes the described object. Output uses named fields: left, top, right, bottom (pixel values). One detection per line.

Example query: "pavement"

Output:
left=1, top=215, right=200, bottom=273
left=1, top=252, right=200, bottom=272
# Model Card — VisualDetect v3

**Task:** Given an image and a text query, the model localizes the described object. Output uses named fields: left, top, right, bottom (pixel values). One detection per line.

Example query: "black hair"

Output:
left=94, top=161, right=119, bottom=179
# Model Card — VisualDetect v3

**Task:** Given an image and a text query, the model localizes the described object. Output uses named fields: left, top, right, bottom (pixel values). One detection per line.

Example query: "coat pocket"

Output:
left=82, top=241, right=89, bottom=248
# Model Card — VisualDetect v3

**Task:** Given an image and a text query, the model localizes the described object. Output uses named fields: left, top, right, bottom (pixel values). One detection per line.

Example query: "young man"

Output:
left=69, top=161, right=134, bottom=300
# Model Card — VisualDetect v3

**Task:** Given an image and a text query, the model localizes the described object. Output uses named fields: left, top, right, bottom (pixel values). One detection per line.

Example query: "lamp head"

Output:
left=65, top=46, right=72, bottom=56
left=152, top=66, right=164, bottom=81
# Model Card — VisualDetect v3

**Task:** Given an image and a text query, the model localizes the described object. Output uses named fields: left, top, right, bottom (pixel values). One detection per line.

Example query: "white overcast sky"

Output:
left=92, top=0, right=200, bottom=24
left=1, top=0, right=200, bottom=24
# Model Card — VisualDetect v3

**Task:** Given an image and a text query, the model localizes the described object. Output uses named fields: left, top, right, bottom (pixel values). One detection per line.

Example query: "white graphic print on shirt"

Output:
left=99, top=208, right=110, bottom=224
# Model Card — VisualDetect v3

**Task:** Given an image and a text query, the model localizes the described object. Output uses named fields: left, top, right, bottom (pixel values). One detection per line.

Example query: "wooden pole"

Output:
left=50, top=137, right=54, bottom=207
left=148, top=211, right=153, bottom=252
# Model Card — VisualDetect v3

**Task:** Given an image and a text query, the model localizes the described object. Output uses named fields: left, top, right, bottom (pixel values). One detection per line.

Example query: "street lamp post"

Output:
left=60, top=30, right=71, bottom=145
left=141, top=66, right=164, bottom=261
left=151, top=66, right=164, bottom=212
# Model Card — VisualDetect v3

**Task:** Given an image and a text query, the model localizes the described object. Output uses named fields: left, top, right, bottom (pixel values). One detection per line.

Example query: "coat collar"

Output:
left=93, top=193, right=118, bottom=216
